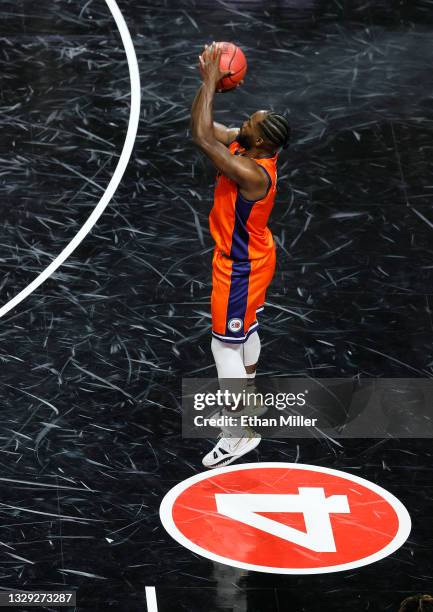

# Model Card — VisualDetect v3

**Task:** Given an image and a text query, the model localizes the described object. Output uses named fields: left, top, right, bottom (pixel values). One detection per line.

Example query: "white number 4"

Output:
left=215, top=488, right=350, bottom=552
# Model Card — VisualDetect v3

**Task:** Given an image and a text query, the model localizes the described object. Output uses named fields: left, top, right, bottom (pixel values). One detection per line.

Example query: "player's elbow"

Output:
left=192, top=132, right=207, bottom=145
left=192, top=135, right=213, bottom=151
left=192, top=134, right=203, bottom=146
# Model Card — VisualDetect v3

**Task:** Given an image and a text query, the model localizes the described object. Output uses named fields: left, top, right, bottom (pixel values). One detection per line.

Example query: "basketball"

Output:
left=202, top=41, right=247, bottom=91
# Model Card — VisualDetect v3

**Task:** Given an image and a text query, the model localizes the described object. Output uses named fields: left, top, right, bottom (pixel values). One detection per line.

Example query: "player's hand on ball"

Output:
left=198, top=42, right=233, bottom=92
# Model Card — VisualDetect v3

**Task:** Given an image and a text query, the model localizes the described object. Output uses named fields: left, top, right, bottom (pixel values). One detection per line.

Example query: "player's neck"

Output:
left=242, top=147, right=275, bottom=159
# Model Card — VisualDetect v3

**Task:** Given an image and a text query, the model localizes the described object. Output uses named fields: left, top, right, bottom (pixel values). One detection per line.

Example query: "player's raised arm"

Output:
left=191, top=44, right=264, bottom=193
left=213, top=122, right=239, bottom=146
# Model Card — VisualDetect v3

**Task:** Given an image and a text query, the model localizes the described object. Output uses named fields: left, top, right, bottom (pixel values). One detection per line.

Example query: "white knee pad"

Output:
left=211, top=337, right=248, bottom=414
left=242, top=331, right=261, bottom=368
left=211, top=337, right=247, bottom=379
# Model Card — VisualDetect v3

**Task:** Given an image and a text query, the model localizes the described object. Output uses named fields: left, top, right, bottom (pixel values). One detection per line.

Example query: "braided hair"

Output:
left=259, top=112, right=291, bottom=150
left=399, top=595, right=433, bottom=612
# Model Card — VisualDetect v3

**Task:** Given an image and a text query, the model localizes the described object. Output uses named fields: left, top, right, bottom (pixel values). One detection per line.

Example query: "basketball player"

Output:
left=191, top=43, right=290, bottom=468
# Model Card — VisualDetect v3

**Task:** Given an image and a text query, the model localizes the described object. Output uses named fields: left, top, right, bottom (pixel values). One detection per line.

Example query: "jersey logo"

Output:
left=228, top=318, right=243, bottom=332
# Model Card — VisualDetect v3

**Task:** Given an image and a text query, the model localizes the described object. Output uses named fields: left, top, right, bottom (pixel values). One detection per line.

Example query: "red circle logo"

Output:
left=160, top=463, right=411, bottom=574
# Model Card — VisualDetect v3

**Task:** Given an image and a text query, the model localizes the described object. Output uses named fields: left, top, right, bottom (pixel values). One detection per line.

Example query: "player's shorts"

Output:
left=211, top=246, right=276, bottom=344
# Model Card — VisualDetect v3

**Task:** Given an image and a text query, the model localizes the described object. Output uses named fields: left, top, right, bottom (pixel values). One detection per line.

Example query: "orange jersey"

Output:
left=209, top=141, right=278, bottom=343
left=209, top=141, right=278, bottom=261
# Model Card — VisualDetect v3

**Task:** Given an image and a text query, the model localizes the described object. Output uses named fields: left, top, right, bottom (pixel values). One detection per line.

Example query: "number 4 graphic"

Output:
left=215, top=488, right=350, bottom=552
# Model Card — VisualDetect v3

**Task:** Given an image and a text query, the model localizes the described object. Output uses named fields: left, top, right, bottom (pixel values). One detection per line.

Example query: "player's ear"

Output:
left=256, top=136, right=264, bottom=146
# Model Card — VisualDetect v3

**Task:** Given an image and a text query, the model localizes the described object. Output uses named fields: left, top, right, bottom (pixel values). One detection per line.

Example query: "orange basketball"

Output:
left=201, top=42, right=247, bottom=92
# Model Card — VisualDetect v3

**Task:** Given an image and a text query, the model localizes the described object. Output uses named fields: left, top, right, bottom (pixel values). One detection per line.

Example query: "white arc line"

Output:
left=0, top=0, right=141, bottom=319
left=145, top=587, right=158, bottom=611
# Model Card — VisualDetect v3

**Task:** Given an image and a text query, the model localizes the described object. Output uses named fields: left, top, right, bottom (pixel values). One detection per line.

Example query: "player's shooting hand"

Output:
left=198, top=42, right=232, bottom=92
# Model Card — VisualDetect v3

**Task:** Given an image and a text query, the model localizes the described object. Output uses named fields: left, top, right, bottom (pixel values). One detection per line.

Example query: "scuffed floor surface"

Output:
left=0, top=0, right=432, bottom=610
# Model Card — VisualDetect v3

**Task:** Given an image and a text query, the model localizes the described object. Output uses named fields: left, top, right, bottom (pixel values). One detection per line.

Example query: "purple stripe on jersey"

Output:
left=229, top=190, right=254, bottom=261
left=229, top=166, right=272, bottom=261
left=225, top=259, right=251, bottom=339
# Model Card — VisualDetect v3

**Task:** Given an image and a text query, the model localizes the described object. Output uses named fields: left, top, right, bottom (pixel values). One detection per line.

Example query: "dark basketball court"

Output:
left=1, top=1, right=432, bottom=610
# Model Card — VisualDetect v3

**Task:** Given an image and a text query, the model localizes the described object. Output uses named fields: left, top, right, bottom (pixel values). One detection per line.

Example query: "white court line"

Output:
left=0, top=0, right=141, bottom=319
left=145, top=586, right=158, bottom=611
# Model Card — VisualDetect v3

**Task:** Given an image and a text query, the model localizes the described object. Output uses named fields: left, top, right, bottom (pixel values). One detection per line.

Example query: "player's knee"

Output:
left=211, top=337, right=238, bottom=366
left=211, top=337, right=226, bottom=364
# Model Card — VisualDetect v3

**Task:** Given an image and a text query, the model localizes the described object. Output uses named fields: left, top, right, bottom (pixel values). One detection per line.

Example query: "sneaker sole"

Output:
left=202, top=436, right=261, bottom=469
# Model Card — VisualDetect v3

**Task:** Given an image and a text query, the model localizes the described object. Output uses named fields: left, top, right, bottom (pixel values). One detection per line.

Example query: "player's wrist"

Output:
left=202, top=77, right=217, bottom=91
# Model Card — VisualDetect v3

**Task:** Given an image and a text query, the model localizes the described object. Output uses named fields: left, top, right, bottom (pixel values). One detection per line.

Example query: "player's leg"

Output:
left=203, top=254, right=261, bottom=468
left=210, top=334, right=264, bottom=418
left=242, top=330, right=261, bottom=382
left=241, top=248, right=275, bottom=381
left=240, top=329, right=268, bottom=416
left=238, top=250, right=275, bottom=415
left=211, top=336, right=247, bottom=380
left=202, top=336, right=260, bottom=469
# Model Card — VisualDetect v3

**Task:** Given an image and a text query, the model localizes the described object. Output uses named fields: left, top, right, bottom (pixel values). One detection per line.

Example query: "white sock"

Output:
left=242, top=331, right=261, bottom=380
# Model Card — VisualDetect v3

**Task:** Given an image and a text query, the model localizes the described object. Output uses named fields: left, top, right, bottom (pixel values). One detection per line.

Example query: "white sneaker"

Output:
left=202, top=429, right=261, bottom=469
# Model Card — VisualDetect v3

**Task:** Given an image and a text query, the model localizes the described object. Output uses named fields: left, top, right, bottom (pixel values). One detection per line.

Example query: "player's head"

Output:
left=237, top=110, right=290, bottom=152
left=398, top=595, right=433, bottom=612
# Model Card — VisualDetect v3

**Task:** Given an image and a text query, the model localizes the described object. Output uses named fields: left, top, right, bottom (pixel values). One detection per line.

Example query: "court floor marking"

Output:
left=0, top=0, right=141, bottom=319
left=145, top=587, right=158, bottom=611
